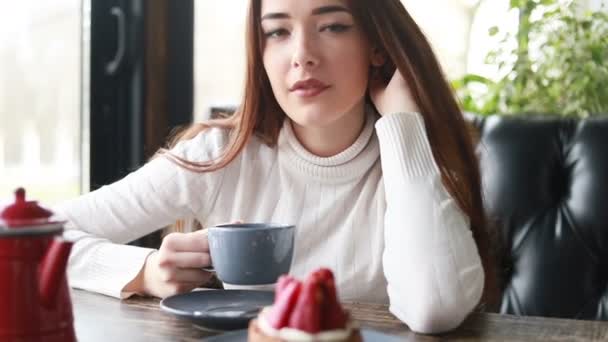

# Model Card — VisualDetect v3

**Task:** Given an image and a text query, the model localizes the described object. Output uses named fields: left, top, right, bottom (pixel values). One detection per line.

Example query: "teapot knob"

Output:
left=15, top=188, right=26, bottom=203
left=1, top=187, right=54, bottom=227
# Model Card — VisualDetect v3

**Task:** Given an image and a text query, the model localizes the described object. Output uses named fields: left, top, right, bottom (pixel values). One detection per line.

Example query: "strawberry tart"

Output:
left=248, top=268, right=362, bottom=341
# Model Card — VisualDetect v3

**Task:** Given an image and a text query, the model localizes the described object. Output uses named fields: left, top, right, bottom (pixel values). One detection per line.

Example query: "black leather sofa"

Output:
left=469, top=114, right=608, bottom=320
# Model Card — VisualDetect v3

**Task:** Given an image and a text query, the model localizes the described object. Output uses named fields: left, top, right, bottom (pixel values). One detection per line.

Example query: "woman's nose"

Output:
left=291, top=33, right=319, bottom=69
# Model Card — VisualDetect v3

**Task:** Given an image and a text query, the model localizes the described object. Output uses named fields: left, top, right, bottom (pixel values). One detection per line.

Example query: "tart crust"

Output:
left=247, top=319, right=362, bottom=342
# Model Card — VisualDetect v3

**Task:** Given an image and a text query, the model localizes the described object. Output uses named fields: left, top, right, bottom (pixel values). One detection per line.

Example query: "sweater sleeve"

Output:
left=52, top=128, right=229, bottom=299
left=375, top=112, right=484, bottom=334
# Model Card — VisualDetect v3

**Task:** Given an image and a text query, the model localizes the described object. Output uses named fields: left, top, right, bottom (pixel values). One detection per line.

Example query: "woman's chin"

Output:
left=282, top=96, right=365, bottom=130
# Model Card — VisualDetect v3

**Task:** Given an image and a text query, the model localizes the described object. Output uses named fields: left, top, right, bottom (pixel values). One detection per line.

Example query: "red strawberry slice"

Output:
left=287, top=277, right=323, bottom=333
left=320, top=277, right=348, bottom=330
left=310, top=268, right=334, bottom=284
left=307, top=268, right=347, bottom=329
left=266, top=279, right=302, bottom=329
left=275, top=275, right=295, bottom=299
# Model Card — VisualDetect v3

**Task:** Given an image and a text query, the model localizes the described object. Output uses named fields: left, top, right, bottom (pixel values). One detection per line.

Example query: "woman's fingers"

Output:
left=369, top=68, right=419, bottom=115
left=159, top=268, right=214, bottom=284
left=157, top=251, right=211, bottom=269
left=162, top=230, right=209, bottom=252
left=157, top=282, right=202, bottom=298
left=162, top=221, right=245, bottom=253
left=142, top=222, right=245, bottom=298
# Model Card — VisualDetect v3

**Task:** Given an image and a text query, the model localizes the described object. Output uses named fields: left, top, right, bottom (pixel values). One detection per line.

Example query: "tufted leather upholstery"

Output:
left=469, top=114, right=608, bottom=320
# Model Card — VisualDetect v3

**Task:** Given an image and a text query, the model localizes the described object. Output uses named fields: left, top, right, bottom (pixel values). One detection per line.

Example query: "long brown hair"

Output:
left=159, top=0, right=500, bottom=310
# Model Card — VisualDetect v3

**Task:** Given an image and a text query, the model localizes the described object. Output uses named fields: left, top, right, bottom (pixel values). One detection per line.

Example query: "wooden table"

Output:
left=72, top=289, right=608, bottom=341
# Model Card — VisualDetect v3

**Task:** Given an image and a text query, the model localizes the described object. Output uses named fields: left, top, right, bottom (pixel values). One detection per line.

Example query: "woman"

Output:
left=55, top=0, right=498, bottom=334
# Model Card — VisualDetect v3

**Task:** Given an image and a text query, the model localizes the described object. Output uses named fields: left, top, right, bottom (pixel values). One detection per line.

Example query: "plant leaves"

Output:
left=455, top=0, right=608, bottom=117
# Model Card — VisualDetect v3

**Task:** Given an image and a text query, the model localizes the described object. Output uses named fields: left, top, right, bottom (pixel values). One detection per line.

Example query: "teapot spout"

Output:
left=39, top=239, right=73, bottom=308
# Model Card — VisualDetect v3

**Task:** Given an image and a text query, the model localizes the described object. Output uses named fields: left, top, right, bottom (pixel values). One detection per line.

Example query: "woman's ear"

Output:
left=370, top=47, right=386, bottom=67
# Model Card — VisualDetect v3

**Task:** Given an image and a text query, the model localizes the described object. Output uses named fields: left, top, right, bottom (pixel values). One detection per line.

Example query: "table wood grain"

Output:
left=71, top=289, right=608, bottom=341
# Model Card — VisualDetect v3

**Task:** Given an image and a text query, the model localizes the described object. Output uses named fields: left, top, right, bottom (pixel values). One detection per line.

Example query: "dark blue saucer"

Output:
left=160, top=290, right=274, bottom=331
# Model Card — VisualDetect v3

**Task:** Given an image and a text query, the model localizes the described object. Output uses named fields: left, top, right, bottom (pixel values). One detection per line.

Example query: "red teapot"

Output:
left=0, top=188, right=75, bottom=342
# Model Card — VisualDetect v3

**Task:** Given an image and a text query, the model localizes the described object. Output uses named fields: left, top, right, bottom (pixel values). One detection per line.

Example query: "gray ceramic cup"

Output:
left=207, top=223, right=295, bottom=286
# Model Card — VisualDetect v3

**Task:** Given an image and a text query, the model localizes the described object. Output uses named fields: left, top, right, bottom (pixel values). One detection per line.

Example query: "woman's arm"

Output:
left=375, top=112, right=484, bottom=334
left=53, top=129, right=228, bottom=298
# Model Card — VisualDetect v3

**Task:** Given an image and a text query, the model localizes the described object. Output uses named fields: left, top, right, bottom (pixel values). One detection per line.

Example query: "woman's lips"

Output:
left=292, top=85, right=330, bottom=98
left=289, top=79, right=331, bottom=98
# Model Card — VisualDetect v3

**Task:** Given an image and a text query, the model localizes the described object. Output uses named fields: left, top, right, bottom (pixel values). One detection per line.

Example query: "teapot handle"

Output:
left=39, top=238, right=73, bottom=309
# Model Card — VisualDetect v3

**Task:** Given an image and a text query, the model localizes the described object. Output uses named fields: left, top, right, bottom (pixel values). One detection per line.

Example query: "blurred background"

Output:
left=0, top=0, right=83, bottom=203
left=0, top=0, right=606, bottom=205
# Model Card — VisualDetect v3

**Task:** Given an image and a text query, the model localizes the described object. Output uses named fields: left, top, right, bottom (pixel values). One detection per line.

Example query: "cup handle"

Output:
left=201, top=228, right=215, bottom=273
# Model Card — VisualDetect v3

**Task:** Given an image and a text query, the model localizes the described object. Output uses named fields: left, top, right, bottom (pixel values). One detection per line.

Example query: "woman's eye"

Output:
left=320, top=23, right=351, bottom=33
left=264, top=28, right=289, bottom=38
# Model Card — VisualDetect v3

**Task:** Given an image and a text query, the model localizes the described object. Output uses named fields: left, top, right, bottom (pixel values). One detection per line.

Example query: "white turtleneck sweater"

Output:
left=53, top=111, right=484, bottom=334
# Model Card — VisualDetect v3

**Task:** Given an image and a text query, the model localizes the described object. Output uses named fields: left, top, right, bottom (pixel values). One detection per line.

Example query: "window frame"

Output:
left=89, top=0, right=194, bottom=247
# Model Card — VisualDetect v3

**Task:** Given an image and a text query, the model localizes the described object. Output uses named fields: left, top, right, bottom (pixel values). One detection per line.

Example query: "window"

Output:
left=400, top=0, right=477, bottom=78
left=0, top=0, right=87, bottom=205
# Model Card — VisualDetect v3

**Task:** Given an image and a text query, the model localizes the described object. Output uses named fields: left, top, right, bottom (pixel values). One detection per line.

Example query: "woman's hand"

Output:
left=134, top=230, right=214, bottom=298
left=369, top=68, right=419, bottom=116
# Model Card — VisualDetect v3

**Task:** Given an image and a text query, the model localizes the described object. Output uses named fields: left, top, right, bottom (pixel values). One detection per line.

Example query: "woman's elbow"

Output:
left=387, top=280, right=482, bottom=334
left=391, top=301, right=471, bottom=334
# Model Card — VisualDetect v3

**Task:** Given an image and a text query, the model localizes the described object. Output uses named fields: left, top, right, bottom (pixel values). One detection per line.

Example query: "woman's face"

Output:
left=260, top=0, right=372, bottom=128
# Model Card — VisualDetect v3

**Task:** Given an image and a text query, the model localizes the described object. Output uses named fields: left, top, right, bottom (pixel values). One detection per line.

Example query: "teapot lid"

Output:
left=0, top=188, right=57, bottom=228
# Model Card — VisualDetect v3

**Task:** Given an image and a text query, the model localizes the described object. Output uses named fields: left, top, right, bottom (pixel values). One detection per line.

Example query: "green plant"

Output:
left=453, top=0, right=608, bottom=117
